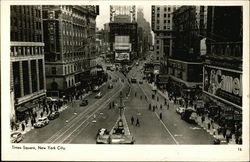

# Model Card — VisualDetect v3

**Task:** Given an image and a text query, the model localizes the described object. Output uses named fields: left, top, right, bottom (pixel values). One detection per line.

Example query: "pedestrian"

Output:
left=21, top=123, right=25, bottom=131
left=208, top=122, right=211, bottom=130
left=131, top=116, right=134, bottom=125
left=157, top=96, right=159, bottom=102
left=159, top=112, right=162, bottom=120
left=25, top=119, right=28, bottom=126
left=135, top=92, right=137, bottom=97
left=135, top=118, right=140, bottom=127
left=112, top=101, right=115, bottom=108
left=109, top=103, right=112, bottom=109
left=160, top=104, right=162, bottom=110
left=201, top=116, right=205, bottom=123
left=40, top=111, right=43, bottom=118
left=153, top=106, right=155, bottom=112
left=145, top=96, right=147, bottom=100
left=31, top=118, right=34, bottom=126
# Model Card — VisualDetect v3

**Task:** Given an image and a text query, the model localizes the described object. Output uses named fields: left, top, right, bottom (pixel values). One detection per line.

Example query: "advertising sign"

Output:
left=114, top=43, right=131, bottom=51
left=203, top=65, right=242, bottom=108
left=115, top=36, right=130, bottom=43
left=115, top=52, right=130, bottom=61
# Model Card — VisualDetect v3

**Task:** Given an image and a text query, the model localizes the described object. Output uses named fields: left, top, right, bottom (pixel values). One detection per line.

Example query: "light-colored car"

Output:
left=34, top=117, right=49, bottom=128
left=11, top=132, right=23, bottom=143
left=95, top=92, right=103, bottom=98
left=176, top=106, right=186, bottom=114
left=109, top=134, right=135, bottom=144
left=96, top=128, right=110, bottom=144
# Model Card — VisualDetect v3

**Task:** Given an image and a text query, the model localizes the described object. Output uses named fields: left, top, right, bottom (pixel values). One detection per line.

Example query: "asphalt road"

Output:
left=22, top=58, right=215, bottom=144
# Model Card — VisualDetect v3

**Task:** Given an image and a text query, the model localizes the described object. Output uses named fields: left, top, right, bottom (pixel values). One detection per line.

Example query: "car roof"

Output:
left=38, top=117, right=48, bottom=120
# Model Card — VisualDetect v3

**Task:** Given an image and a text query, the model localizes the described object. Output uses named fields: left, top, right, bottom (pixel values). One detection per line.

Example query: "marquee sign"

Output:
left=203, top=65, right=242, bottom=108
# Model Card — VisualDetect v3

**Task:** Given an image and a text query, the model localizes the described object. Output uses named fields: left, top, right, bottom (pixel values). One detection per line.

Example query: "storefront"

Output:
left=203, top=65, right=242, bottom=133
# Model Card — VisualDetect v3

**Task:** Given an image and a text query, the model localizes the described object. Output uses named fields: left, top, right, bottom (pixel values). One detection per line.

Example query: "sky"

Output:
left=96, top=5, right=152, bottom=30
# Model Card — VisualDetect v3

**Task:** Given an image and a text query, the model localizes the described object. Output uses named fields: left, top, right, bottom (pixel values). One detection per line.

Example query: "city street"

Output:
left=21, top=58, right=215, bottom=144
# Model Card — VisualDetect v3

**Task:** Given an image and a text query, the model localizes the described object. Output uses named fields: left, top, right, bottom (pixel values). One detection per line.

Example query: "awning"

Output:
left=16, top=106, right=28, bottom=113
left=16, top=102, right=36, bottom=113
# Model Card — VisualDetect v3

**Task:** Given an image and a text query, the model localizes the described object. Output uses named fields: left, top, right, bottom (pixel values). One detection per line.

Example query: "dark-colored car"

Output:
left=80, top=99, right=88, bottom=106
left=131, top=78, right=137, bottom=83
left=181, top=108, right=197, bottom=124
left=48, top=111, right=60, bottom=120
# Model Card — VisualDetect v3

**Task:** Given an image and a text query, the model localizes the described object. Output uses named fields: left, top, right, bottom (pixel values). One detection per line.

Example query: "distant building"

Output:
left=10, top=6, right=46, bottom=122
left=109, top=6, right=138, bottom=63
left=137, top=8, right=152, bottom=58
left=203, top=6, right=242, bottom=135
left=42, top=5, right=99, bottom=98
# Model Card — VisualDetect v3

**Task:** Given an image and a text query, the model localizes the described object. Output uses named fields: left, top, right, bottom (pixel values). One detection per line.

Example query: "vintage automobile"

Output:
left=95, top=92, right=103, bottom=99
left=48, top=111, right=60, bottom=120
left=181, top=108, right=198, bottom=124
left=176, top=106, right=186, bottom=114
left=10, top=132, right=23, bottom=143
left=96, top=128, right=110, bottom=144
left=131, top=78, right=137, bottom=83
left=80, top=99, right=88, bottom=106
left=34, top=117, right=49, bottom=128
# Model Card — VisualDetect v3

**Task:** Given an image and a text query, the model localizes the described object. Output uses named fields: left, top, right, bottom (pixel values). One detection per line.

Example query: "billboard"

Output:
left=114, top=43, right=131, bottom=51
left=203, top=65, right=242, bottom=108
left=115, top=52, right=130, bottom=61
left=115, top=36, right=130, bottom=43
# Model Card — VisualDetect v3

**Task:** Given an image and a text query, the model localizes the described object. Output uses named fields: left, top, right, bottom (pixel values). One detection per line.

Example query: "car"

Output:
left=108, top=83, right=113, bottom=89
left=34, top=117, right=49, bottom=128
left=106, top=66, right=111, bottom=70
left=139, top=80, right=143, bottom=84
left=48, top=111, right=60, bottom=120
left=181, top=108, right=197, bottom=124
left=11, top=132, right=23, bottom=143
left=96, top=128, right=110, bottom=144
left=80, top=99, right=88, bottom=106
left=176, top=106, right=186, bottom=114
left=95, top=92, right=103, bottom=98
left=131, top=78, right=137, bottom=83
left=93, top=86, right=99, bottom=92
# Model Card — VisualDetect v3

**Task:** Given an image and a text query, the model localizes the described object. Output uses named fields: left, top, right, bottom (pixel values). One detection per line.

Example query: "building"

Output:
left=109, top=6, right=138, bottom=63
left=166, top=6, right=207, bottom=103
left=151, top=6, right=177, bottom=88
left=10, top=6, right=46, bottom=122
left=42, top=5, right=99, bottom=99
left=137, top=8, right=152, bottom=58
left=203, top=6, right=242, bottom=137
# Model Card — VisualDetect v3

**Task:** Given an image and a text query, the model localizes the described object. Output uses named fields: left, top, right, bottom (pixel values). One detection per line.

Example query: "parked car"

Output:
left=34, top=117, right=49, bottom=128
left=95, top=92, right=103, bottom=98
left=181, top=108, right=197, bottom=124
left=108, top=83, right=113, bottom=89
left=96, top=128, right=110, bottom=144
left=48, top=111, right=60, bottom=120
left=131, top=78, right=137, bottom=83
left=10, top=132, right=23, bottom=143
left=176, top=106, right=186, bottom=114
left=80, top=99, right=88, bottom=106
left=139, top=80, right=143, bottom=84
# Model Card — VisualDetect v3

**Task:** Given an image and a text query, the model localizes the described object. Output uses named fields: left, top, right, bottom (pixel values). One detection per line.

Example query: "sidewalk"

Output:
left=11, top=91, right=92, bottom=136
left=147, top=82, right=236, bottom=144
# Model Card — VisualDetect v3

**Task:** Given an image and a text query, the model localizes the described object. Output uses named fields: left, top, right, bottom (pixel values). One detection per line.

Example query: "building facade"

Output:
left=166, top=6, right=207, bottom=103
left=203, top=6, right=242, bottom=136
left=137, top=8, right=152, bottom=59
left=42, top=5, right=99, bottom=98
left=10, top=6, right=46, bottom=122
left=109, top=6, right=138, bottom=63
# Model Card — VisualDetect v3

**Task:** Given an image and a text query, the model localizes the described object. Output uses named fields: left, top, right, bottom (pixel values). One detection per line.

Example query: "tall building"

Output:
left=151, top=6, right=177, bottom=61
left=167, top=6, right=207, bottom=103
left=42, top=5, right=99, bottom=99
left=109, top=6, right=138, bottom=63
left=137, top=8, right=152, bottom=58
left=10, top=6, right=46, bottom=122
left=203, top=6, right=242, bottom=136
left=151, top=6, right=177, bottom=89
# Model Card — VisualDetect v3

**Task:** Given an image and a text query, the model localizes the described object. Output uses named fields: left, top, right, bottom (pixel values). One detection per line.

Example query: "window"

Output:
left=52, top=67, right=56, bottom=74
left=164, top=20, right=167, bottom=23
left=168, top=14, right=170, bottom=18
left=164, top=26, right=166, bottom=29
left=157, top=26, right=159, bottom=30
left=157, top=46, right=159, bottom=49
left=168, top=7, right=170, bottom=11
left=156, top=40, right=159, bottom=44
left=157, top=20, right=160, bottom=24
left=164, top=7, right=167, bottom=11
left=164, top=14, right=166, bottom=18
left=168, top=20, right=171, bottom=23
left=157, top=7, right=160, bottom=11
left=157, top=13, right=160, bottom=17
